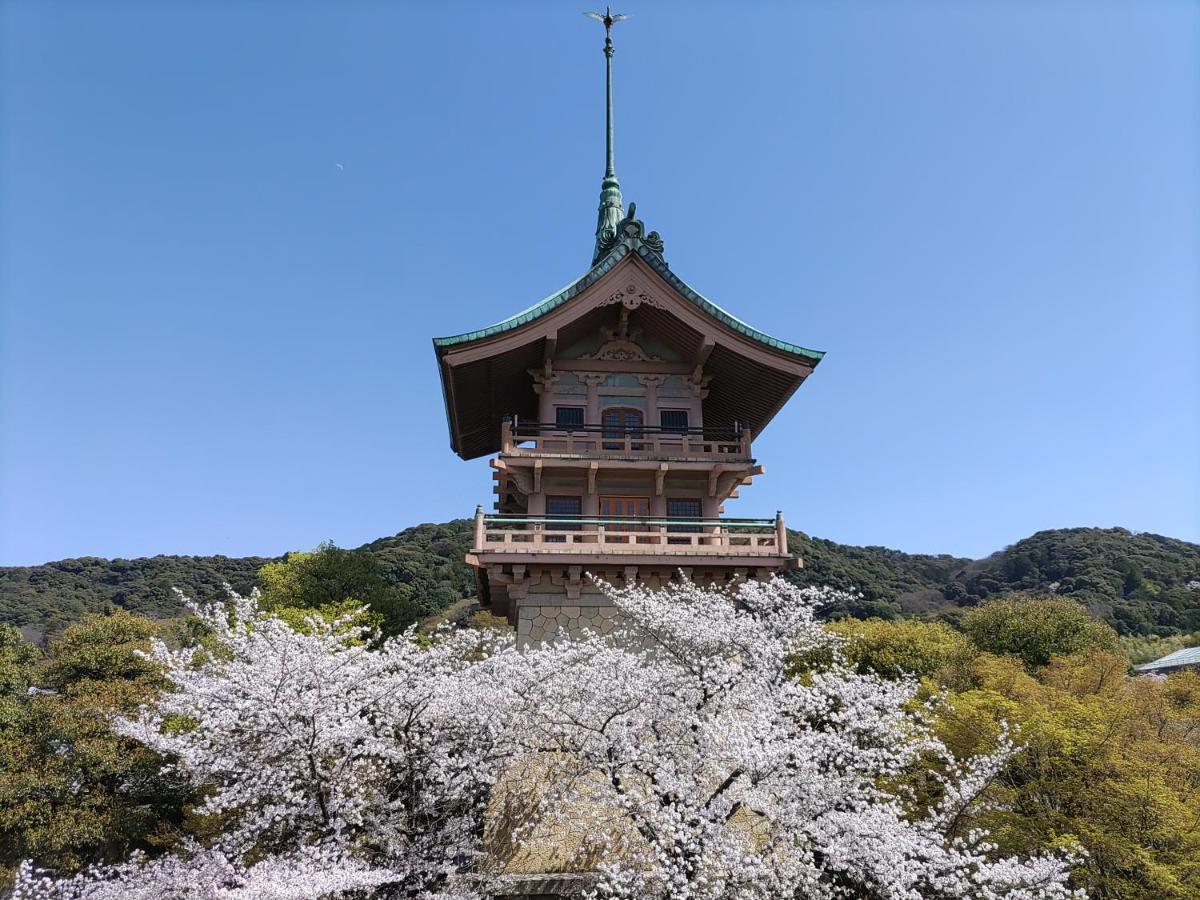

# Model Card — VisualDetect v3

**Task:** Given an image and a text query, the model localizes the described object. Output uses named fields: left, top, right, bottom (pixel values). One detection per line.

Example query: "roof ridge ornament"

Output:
left=585, top=7, right=630, bottom=265
left=597, top=200, right=666, bottom=261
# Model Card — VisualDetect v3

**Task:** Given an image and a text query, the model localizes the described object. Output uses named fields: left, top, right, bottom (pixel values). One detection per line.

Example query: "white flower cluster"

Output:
left=480, top=578, right=1083, bottom=900
left=16, top=590, right=508, bottom=900
left=16, top=579, right=1083, bottom=900
left=14, top=845, right=397, bottom=900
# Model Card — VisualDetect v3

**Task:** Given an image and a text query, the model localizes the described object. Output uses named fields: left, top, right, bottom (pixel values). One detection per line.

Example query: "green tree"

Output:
left=962, top=595, right=1118, bottom=668
left=935, top=654, right=1200, bottom=899
left=0, top=612, right=189, bottom=881
left=829, top=615, right=1200, bottom=898
left=827, top=617, right=977, bottom=682
left=0, top=626, right=37, bottom=729
left=257, top=541, right=419, bottom=636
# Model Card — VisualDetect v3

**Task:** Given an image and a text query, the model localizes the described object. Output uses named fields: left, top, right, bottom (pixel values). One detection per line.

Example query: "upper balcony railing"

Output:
left=500, top=419, right=752, bottom=461
left=471, top=509, right=788, bottom=557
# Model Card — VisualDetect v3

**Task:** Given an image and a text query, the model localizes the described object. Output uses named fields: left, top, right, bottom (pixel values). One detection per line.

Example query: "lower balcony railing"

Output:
left=471, top=512, right=788, bottom=556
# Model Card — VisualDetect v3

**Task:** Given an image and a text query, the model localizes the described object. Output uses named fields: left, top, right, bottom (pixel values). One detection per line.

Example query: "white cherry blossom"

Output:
left=16, top=579, right=1083, bottom=900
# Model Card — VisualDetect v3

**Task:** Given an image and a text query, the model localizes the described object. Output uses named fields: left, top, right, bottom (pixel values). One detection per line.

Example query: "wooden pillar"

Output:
left=532, top=370, right=558, bottom=423
left=639, top=375, right=663, bottom=431
left=472, top=504, right=485, bottom=549
left=702, top=495, right=720, bottom=541
left=584, top=374, right=605, bottom=425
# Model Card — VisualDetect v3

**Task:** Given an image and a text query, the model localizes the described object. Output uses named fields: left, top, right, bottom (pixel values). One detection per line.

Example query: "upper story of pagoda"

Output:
left=433, top=7, right=823, bottom=474
left=433, top=205, right=824, bottom=463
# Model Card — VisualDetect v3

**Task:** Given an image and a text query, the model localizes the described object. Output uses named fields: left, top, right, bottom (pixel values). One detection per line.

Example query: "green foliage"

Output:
left=3, top=523, right=1197, bottom=642
left=962, top=595, right=1119, bottom=668
left=0, top=612, right=190, bottom=882
left=0, top=554, right=267, bottom=643
left=829, top=615, right=1200, bottom=898
left=0, top=626, right=37, bottom=730
left=959, top=528, right=1200, bottom=636
left=787, top=531, right=969, bottom=620
left=269, top=597, right=382, bottom=640
left=259, top=541, right=420, bottom=636
left=1, top=520, right=478, bottom=642
left=789, top=527, right=1200, bottom=638
left=354, top=521, right=476, bottom=619
left=827, top=617, right=976, bottom=681
left=936, top=656, right=1200, bottom=899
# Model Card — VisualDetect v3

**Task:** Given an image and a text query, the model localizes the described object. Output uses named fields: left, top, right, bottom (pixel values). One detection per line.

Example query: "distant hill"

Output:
left=955, top=528, right=1200, bottom=635
left=0, top=521, right=475, bottom=645
left=0, top=552, right=269, bottom=644
left=3, top=524, right=1198, bottom=643
left=788, top=527, right=1200, bottom=635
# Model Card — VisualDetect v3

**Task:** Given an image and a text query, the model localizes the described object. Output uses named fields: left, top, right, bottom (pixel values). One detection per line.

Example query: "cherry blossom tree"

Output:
left=483, top=578, right=1083, bottom=900
left=16, top=578, right=1083, bottom=900
left=15, top=590, right=510, bottom=900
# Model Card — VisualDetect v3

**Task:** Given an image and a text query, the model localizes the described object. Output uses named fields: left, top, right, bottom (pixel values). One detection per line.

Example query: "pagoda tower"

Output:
left=433, top=13, right=823, bottom=643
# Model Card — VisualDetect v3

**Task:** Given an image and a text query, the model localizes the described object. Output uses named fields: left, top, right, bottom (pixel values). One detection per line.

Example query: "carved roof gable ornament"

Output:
left=581, top=305, right=661, bottom=362
left=596, top=276, right=665, bottom=313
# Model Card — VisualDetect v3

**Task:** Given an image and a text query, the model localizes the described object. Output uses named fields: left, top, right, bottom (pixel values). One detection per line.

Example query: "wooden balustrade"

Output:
left=470, top=512, right=788, bottom=556
left=500, top=420, right=752, bottom=461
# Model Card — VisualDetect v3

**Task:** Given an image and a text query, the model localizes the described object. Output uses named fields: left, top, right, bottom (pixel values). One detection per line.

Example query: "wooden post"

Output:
left=501, top=418, right=514, bottom=454
left=775, top=510, right=787, bottom=555
left=473, top=505, right=485, bottom=549
left=741, top=426, right=753, bottom=459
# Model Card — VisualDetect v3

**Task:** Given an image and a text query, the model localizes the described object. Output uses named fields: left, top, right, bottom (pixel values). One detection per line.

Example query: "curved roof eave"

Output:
left=432, top=243, right=825, bottom=365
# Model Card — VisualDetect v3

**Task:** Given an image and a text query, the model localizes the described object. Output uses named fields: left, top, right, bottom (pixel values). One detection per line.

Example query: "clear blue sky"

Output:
left=2, top=0, right=1197, bottom=566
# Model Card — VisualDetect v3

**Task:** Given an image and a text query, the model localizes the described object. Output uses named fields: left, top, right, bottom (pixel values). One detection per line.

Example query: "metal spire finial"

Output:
left=585, top=7, right=630, bottom=264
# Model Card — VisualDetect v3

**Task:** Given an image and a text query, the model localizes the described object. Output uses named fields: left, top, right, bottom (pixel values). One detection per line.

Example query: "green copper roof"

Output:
left=432, top=246, right=624, bottom=349
left=432, top=239, right=825, bottom=363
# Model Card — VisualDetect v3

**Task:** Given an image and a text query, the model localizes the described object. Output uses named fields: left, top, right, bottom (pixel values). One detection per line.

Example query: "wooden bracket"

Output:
left=691, top=337, right=714, bottom=377
left=708, top=465, right=724, bottom=498
left=567, top=565, right=584, bottom=599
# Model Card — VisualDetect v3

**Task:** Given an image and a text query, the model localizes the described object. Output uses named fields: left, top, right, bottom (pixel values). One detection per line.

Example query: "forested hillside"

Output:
left=789, top=527, right=1200, bottom=636
left=956, top=528, right=1200, bottom=634
left=3, top=523, right=1198, bottom=642
left=0, top=553, right=268, bottom=642
left=785, top=534, right=969, bottom=619
left=0, top=521, right=476, bottom=643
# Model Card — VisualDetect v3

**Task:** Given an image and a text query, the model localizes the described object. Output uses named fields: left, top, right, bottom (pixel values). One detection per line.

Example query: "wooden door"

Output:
left=602, top=407, right=643, bottom=449
left=600, top=496, right=650, bottom=542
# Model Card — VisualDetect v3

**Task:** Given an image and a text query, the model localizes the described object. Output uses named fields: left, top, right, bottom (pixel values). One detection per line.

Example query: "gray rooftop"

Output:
left=1133, top=645, right=1200, bottom=673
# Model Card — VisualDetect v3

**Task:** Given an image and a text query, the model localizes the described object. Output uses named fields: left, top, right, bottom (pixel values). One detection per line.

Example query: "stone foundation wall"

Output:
left=498, top=563, right=780, bottom=645
left=516, top=600, right=619, bottom=644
